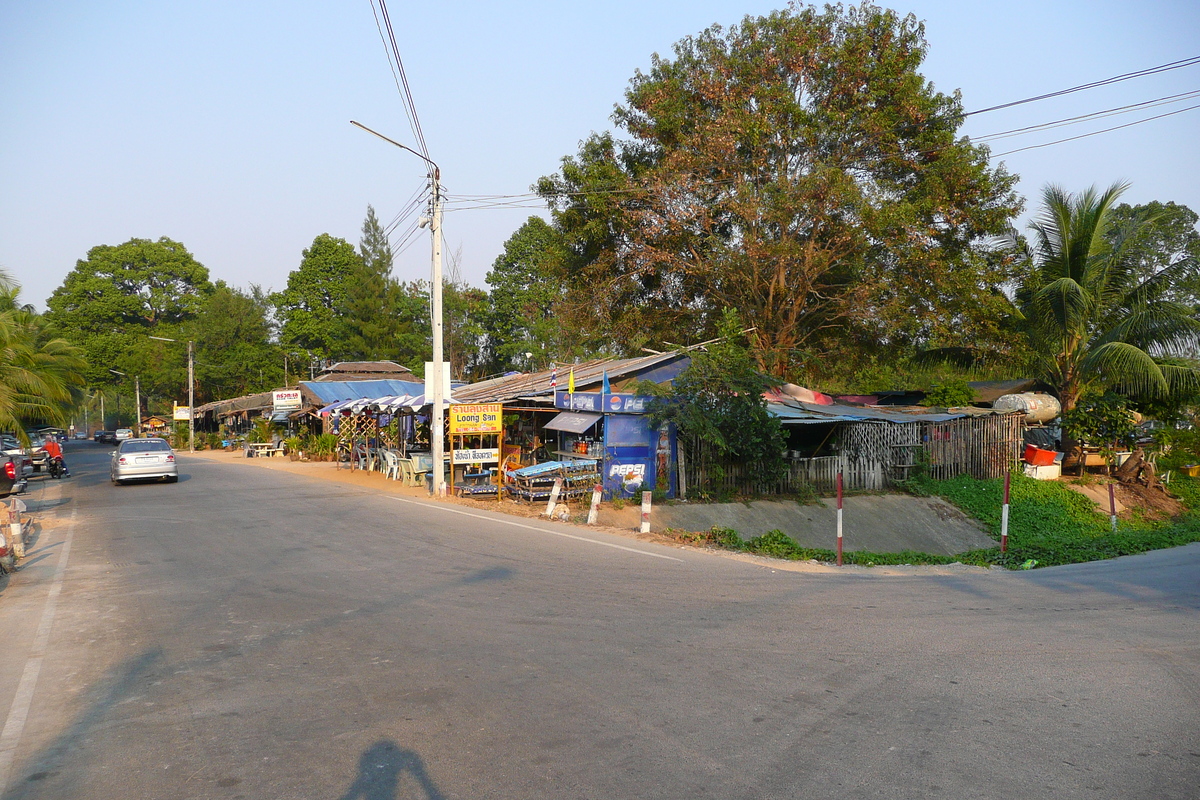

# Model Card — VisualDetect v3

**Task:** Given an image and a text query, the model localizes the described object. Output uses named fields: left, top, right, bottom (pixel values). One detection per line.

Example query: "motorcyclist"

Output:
left=42, top=437, right=69, bottom=477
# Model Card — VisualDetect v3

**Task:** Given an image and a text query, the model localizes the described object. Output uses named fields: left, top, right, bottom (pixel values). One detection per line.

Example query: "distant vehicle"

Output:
left=114, top=428, right=134, bottom=441
left=73, top=432, right=88, bottom=440
left=25, top=434, right=49, bottom=472
left=111, top=438, right=178, bottom=485
left=97, top=431, right=117, bottom=444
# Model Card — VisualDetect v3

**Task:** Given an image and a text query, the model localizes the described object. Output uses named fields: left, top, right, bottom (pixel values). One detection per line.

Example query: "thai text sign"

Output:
left=273, top=389, right=302, bottom=411
left=452, top=448, right=500, bottom=464
left=173, top=404, right=192, bottom=421
left=449, top=403, right=503, bottom=434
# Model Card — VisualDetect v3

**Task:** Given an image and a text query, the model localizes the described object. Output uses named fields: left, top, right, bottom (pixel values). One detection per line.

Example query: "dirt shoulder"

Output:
left=183, top=449, right=996, bottom=575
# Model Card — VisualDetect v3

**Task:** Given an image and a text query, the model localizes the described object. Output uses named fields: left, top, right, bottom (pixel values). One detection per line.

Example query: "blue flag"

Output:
left=601, top=370, right=611, bottom=394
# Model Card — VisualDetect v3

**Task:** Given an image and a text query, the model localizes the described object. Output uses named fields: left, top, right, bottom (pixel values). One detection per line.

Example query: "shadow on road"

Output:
left=338, top=740, right=446, bottom=800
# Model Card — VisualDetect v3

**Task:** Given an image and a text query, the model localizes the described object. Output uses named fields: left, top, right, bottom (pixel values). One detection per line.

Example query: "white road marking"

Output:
left=385, top=496, right=684, bottom=562
left=0, top=505, right=76, bottom=794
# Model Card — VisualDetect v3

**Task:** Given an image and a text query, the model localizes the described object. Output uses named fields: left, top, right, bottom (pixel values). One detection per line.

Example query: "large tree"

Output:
left=1106, top=201, right=1200, bottom=311
left=537, top=3, right=1021, bottom=376
left=486, top=216, right=568, bottom=372
left=272, top=234, right=361, bottom=361
left=1015, top=183, right=1200, bottom=412
left=45, top=237, right=213, bottom=386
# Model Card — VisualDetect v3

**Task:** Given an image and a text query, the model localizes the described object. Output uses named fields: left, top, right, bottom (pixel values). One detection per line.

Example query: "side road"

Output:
left=186, top=448, right=996, bottom=561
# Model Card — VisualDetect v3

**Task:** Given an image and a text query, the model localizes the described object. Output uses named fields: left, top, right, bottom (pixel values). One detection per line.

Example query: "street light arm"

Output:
left=350, top=120, right=439, bottom=178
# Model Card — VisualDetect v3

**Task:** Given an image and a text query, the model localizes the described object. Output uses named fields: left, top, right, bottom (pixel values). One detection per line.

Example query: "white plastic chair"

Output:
left=381, top=450, right=401, bottom=481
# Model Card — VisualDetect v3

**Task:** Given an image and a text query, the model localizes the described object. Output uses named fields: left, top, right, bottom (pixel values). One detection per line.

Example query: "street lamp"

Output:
left=351, top=119, right=447, bottom=496
left=109, top=369, right=140, bottom=436
left=149, top=336, right=195, bottom=453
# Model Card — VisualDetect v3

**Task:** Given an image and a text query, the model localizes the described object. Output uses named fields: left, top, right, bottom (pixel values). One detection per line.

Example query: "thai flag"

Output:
left=550, top=364, right=557, bottom=389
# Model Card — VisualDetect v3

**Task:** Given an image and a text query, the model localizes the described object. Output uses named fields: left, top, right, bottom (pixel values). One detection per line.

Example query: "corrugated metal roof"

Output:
left=454, top=352, right=690, bottom=404
left=768, top=399, right=979, bottom=424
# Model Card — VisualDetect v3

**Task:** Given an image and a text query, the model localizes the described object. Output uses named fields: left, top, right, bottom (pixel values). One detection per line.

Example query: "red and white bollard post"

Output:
left=836, top=471, right=844, bottom=566
left=1000, top=471, right=1011, bottom=553
left=640, top=491, right=652, bottom=534
left=1108, top=482, right=1118, bottom=532
left=587, top=484, right=602, bottom=525
left=543, top=478, right=563, bottom=518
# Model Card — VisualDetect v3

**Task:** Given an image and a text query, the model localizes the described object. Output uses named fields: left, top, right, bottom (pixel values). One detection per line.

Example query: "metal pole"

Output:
left=134, top=376, right=141, bottom=437
left=101, top=393, right=105, bottom=431
left=1108, top=482, right=1117, bottom=532
left=836, top=471, right=844, bottom=566
left=188, top=341, right=195, bottom=453
left=430, top=172, right=446, bottom=497
left=1001, top=471, right=1011, bottom=553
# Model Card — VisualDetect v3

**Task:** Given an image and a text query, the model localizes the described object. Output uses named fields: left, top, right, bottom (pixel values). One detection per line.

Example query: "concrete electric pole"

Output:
left=350, top=119, right=447, bottom=496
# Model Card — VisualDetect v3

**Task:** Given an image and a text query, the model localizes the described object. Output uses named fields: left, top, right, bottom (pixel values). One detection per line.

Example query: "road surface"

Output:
left=0, top=442, right=1195, bottom=799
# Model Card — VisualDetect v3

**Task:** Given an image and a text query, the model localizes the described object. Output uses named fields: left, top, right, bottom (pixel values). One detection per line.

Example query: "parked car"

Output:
left=0, top=453, right=30, bottom=497
left=0, top=434, right=33, bottom=491
left=95, top=430, right=117, bottom=444
left=111, top=438, right=178, bottom=485
left=73, top=431, right=88, bottom=440
left=114, top=428, right=134, bottom=442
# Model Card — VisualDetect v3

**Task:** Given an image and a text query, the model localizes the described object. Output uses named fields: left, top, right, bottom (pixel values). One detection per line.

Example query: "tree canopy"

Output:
left=45, top=237, right=213, bottom=386
left=0, top=272, right=86, bottom=433
left=537, top=2, right=1021, bottom=377
left=272, top=233, right=360, bottom=360
left=1015, top=183, right=1200, bottom=412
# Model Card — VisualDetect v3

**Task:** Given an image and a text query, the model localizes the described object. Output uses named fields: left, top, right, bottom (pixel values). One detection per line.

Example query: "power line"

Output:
left=368, top=0, right=431, bottom=165
left=964, top=55, right=1200, bottom=116
left=971, top=89, right=1200, bottom=142
left=988, top=101, right=1200, bottom=158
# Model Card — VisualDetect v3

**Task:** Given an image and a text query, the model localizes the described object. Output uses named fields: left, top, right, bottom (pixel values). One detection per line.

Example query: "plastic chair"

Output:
left=397, top=457, right=415, bottom=485
left=381, top=450, right=401, bottom=481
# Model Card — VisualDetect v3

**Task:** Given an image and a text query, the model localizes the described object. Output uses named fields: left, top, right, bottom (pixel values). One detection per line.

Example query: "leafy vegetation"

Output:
left=647, top=310, right=786, bottom=492
left=922, top=378, right=975, bottom=408
left=1014, top=183, right=1200, bottom=412
left=536, top=3, right=1021, bottom=377
left=1060, top=392, right=1138, bottom=451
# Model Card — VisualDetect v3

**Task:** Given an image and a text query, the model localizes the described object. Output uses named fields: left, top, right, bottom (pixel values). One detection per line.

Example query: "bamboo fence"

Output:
left=683, top=414, right=1023, bottom=497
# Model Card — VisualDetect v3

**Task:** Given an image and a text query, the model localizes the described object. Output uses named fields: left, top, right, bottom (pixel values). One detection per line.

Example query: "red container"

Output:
left=1024, top=444, right=1057, bottom=466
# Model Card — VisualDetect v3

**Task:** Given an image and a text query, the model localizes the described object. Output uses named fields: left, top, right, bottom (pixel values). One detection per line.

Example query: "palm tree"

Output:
left=1015, top=183, right=1200, bottom=412
left=0, top=272, right=87, bottom=437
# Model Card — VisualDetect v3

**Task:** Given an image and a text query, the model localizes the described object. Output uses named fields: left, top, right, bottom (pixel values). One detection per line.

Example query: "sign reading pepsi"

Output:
left=555, top=392, right=650, bottom=413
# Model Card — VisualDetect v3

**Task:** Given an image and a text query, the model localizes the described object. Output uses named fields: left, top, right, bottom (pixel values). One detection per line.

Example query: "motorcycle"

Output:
left=47, top=456, right=69, bottom=479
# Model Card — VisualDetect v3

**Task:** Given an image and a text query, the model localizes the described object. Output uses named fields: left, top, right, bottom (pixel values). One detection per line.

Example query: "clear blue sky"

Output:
left=3, top=1, right=1197, bottom=311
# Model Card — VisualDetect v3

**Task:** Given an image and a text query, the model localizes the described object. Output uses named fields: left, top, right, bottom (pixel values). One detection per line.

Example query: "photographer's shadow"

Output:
left=338, top=740, right=445, bottom=800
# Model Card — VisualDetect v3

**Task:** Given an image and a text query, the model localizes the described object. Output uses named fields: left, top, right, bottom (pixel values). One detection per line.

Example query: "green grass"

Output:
left=688, top=473, right=1200, bottom=570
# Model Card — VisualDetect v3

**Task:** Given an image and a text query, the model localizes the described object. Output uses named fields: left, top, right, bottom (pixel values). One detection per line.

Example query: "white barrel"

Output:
left=994, top=393, right=1061, bottom=423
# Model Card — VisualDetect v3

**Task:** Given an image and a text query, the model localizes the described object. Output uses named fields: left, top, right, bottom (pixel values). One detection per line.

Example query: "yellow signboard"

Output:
left=449, top=403, right=503, bottom=434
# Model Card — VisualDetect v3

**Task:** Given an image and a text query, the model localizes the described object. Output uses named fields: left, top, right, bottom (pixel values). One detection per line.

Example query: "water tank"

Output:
left=993, top=392, right=1061, bottom=423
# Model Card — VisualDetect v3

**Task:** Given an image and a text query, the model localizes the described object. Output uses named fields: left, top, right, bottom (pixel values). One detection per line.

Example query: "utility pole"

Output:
left=429, top=174, right=446, bottom=497
left=134, top=376, right=141, bottom=437
left=101, top=393, right=105, bottom=431
left=188, top=340, right=195, bottom=453
left=349, top=119, right=447, bottom=496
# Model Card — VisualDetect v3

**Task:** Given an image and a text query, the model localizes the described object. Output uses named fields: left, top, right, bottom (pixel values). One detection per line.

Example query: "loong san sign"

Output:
left=449, top=404, right=503, bottom=434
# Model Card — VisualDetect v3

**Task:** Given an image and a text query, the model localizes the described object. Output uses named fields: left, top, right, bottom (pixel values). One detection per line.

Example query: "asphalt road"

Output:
left=0, top=441, right=1196, bottom=799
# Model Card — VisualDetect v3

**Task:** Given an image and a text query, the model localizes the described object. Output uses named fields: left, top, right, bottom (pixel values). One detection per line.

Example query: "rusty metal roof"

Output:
left=454, top=352, right=690, bottom=404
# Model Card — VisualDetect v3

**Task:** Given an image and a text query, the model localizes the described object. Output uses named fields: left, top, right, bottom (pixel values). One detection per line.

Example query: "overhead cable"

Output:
left=964, top=55, right=1200, bottom=116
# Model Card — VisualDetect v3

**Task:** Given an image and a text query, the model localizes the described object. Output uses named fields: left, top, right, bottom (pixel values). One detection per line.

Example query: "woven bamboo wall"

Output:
left=683, top=414, right=1023, bottom=497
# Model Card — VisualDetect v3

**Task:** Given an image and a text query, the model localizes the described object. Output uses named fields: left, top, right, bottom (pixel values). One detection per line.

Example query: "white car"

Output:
left=111, top=438, right=178, bottom=485
left=114, top=428, right=134, bottom=441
